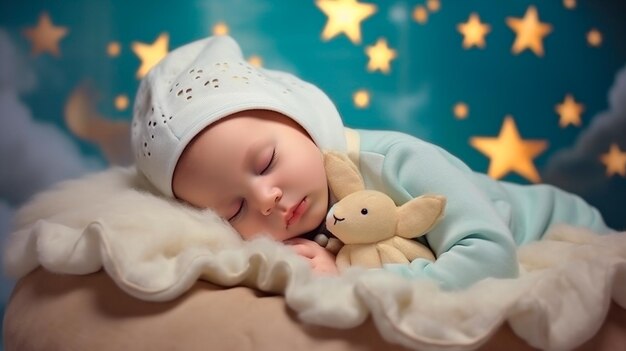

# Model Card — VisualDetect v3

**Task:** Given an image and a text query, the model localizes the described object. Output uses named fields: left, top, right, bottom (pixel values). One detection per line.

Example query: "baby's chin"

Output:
left=294, top=212, right=327, bottom=240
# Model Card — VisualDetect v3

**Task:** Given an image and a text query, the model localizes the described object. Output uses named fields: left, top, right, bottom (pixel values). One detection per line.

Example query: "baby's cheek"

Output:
left=233, top=220, right=264, bottom=241
left=307, top=198, right=328, bottom=230
left=295, top=151, right=326, bottom=182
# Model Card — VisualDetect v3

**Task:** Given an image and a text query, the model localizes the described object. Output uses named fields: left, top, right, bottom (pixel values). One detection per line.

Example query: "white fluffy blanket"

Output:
left=4, top=167, right=626, bottom=351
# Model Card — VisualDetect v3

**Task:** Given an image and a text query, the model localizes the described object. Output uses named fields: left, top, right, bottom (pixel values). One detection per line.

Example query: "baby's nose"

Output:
left=260, top=188, right=282, bottom=215
left=262, top=196, right=280, bottom=215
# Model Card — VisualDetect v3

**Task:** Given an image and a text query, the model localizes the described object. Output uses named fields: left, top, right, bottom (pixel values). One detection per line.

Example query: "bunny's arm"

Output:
left=357, top=130, right=519, bottom=290
left=389, top=237, right=435, bottom=262
left=335, top=246, right=351, bottom=272
left=377, top=238, right=434, bottom=264
left=377, top=243, right=409, bottom=264
left=337, top=244, right=387, bottom=270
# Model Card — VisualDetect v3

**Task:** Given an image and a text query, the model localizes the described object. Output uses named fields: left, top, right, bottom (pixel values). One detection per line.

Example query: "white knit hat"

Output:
left=131, top=35, right=347, bottom=197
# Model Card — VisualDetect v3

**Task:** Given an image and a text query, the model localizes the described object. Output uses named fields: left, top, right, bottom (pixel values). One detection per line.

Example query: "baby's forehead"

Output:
left=180, top=126, right=271, bottom=178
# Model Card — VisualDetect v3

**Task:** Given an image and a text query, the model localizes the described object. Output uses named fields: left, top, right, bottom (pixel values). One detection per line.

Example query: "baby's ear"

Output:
left=323, top=151, right=364, bottom=199
left=396, top=195, right=446, bottom=238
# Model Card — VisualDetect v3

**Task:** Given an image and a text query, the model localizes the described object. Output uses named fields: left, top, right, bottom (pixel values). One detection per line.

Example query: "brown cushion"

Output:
left=3, top=268, right=625, bottom=351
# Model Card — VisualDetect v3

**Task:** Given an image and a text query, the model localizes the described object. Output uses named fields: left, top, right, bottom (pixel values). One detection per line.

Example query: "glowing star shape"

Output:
left=365, top=38, right=397, bottom=74
left=132, top=33, right=169, bottom=79
left=506, top=6, right=552, bottom=57
left=470, top=116, right=548, bottom=183
left=555, top=94, right=584, bottom=127
left=316, top=0, right=377, bottom=44
left=22, top=12, right=68, bottom=57
left=600, top=144, right=626, bottom=177
left=457, top=13, right=491, bottom=49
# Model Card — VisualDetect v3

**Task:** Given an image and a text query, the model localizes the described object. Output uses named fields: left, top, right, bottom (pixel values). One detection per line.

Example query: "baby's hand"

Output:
left=284, top=238, right=339, bottom=275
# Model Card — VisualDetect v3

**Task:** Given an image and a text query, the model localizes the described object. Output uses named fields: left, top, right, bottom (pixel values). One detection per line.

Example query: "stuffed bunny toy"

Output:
left=318, top=151, right=446, bottom=272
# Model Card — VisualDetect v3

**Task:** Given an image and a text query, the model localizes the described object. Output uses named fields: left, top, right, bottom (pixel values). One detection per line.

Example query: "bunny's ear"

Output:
left=323, top=151, right=365, bottom=199
left=396, top=195, right=446, bottom=239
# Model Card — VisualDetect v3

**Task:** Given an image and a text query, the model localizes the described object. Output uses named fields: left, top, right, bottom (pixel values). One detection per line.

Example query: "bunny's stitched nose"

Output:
left=333, top=214, right=345, bottom=225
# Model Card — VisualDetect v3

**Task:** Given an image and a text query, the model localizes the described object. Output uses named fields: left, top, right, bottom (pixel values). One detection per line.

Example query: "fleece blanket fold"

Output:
left=3, top=167, right=626, bottom=351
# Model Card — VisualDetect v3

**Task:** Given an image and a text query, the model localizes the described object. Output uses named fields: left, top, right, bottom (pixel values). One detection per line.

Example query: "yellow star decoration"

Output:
left=23, top=12, right=68, bottom=57
left=600, top=144, right=626, bottom=177
left=365, top=38, right=397, bottom=74
left=506, top=6, right=552, bottom=57
left=457, top=13, right=491, bottom=49
left=555, top=94, right=584, bottom=128
left=316, top=0, right=377, bottom=44
left=470, top=116, right=548, bottom=183
left=132, top=33, right=169, bottom=79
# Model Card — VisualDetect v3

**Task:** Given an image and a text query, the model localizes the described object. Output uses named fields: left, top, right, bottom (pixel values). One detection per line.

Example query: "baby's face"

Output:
left=172, top=110, right=329, bottom=242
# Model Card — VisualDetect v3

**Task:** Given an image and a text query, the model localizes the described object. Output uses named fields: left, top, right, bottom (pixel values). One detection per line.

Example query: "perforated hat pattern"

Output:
left=131, top=36, right=346, bottom=197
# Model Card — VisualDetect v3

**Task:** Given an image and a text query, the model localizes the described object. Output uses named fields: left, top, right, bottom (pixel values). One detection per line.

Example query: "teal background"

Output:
left=1, top=1, right=625, bottom=347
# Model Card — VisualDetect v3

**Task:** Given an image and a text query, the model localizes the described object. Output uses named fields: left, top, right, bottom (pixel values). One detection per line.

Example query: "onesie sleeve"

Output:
left=378, top=139, right=519, bottom=290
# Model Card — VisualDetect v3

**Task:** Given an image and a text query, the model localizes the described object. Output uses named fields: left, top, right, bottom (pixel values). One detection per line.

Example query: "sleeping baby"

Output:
left=131, top=35, right=615, bottom=290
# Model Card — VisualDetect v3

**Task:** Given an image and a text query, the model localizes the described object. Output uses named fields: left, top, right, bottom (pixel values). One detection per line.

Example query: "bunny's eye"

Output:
left=361, top=208, right=368, bottom=215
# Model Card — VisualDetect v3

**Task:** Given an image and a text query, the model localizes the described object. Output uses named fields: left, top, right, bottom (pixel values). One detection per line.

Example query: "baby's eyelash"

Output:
left=260, top=148, right=277, bottom=175
left=228, top=200, right=245, bottom=222
left=229, top=148, right=276, bottom=222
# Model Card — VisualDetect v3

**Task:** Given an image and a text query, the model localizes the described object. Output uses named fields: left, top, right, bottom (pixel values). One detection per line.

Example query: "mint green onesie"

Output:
left=349, top=129, right=613, bottom=290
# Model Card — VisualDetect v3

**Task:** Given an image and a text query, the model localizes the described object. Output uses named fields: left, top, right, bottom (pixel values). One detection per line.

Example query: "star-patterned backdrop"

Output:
left=1, top=0, right=625, bottom=334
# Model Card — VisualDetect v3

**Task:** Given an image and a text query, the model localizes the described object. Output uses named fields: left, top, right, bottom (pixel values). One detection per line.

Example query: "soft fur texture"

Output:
left=3, top=166, right=626, bottom=351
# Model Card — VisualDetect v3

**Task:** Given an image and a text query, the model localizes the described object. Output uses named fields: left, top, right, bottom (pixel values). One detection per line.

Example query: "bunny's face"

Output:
left=326, top=190, right=398, bottom=244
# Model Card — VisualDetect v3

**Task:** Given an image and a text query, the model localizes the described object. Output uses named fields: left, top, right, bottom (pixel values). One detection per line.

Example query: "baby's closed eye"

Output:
left=259, top=148, right=277, bottom=174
